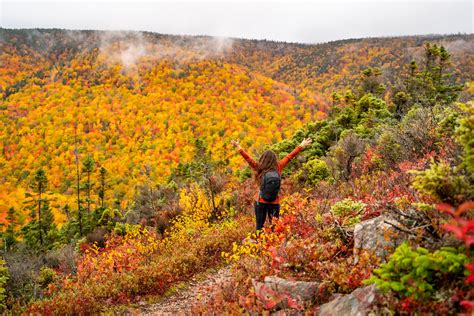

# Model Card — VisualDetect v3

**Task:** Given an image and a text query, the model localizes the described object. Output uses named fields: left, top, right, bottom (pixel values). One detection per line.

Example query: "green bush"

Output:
left=113, top=223, right=141, bottom=236
left=37, top=266, right=56, bottom=288
left=376, top=130, right=402, bottom=168
left=330, top=198, right=366, bottom=217
left=455, top=102, right=474, bottom=176
left=295, top=158, right=330, bottom=186
left=0, top=259, right=8, bottom=311
left=410, top=159, right=472, bottom=204
left=237, top=166, right=252, bottom=182
left=354, top=94, right=392, bottom=138
left=435, top=105, right=460, bottom=139
left=365, top=243, right=469, bottom=300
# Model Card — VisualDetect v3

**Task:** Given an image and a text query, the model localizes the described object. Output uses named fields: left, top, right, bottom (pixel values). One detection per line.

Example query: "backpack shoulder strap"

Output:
left=258, top=173, right=266, bottom=204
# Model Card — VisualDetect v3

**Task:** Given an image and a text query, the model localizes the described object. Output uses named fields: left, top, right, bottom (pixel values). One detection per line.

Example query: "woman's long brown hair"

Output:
left=255, top=150, right=279, bottom=185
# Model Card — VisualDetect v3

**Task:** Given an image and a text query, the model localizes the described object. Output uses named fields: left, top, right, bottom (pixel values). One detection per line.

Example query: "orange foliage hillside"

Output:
left=0, top=29, right=472, bottom=224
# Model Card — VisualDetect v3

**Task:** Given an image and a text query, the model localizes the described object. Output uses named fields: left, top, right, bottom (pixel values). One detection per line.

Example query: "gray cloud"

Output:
left=1, top=1, right=472, bottom=44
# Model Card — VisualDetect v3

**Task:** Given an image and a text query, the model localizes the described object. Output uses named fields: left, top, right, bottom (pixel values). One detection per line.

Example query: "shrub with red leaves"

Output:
left=438, top=201, right=474, bottom=313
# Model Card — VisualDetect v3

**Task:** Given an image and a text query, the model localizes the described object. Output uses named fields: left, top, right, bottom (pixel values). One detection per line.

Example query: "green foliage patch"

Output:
left=365, top=243, right=469, bottom=300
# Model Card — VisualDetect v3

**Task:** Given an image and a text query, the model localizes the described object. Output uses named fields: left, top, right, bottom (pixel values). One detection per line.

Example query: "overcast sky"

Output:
left=1, top=0, right=472, bottom=44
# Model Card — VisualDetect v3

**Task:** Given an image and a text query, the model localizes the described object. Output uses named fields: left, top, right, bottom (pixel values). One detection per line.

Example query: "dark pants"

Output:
left=254, top=202, right=280, bottom=231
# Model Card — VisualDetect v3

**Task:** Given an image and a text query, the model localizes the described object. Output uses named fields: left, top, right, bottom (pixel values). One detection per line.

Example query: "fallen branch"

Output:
left=387, top=206, right=421, bottom=223
left=383, top=220, right=430, bottom=242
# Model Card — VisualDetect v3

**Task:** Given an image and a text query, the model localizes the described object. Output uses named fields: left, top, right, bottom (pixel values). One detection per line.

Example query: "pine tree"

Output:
left=357, top=67, right=386, bottom=98
left=97, top=166, right=107, bottom=210
left=63, top=204, right=71, bottom=221
left=21, top=168, right=57, bottom=250
left=82, top=155, right=95, bottom=213
left=33, top=168, right=47, bottom=245
left=403, top=43, right=463, bottom=110
left=38, top=200, right=56, bottom=245
left=3, top=207, right=18, bottom=251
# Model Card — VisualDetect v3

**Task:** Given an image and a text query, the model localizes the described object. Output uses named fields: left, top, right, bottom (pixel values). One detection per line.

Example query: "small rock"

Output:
left=318, top=284, right=380, bottom=316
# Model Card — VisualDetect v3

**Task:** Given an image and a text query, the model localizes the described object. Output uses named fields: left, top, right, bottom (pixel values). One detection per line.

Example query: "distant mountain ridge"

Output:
left=2, top=29, right=473, bottom=96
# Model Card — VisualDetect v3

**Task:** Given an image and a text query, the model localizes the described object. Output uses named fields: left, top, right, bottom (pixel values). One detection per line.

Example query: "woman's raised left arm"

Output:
left=232, top=140, right=258, bottom=170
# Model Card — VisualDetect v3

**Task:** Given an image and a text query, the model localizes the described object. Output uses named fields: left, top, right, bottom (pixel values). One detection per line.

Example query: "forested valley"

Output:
left=0, top=29, right=473, bottom=314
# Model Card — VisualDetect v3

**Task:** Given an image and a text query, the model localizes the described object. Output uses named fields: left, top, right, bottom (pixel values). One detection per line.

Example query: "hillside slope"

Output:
left=1, top=29, right=472, bottom=224
left=0, top=30, right=318, bottom=223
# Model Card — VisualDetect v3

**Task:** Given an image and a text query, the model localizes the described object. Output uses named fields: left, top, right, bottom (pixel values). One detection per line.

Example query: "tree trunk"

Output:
left=38, top=183, right=43, bottom=246
left=208, top=177, right=217, bottom=215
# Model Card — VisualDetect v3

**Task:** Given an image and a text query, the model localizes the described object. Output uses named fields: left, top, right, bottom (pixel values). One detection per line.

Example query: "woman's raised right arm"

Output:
left=278, top=138, right=312, bottom=170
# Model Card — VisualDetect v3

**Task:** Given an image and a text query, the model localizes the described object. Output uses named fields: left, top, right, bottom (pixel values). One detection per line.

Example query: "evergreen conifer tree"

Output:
left=21, top=168, right=57, bottom=250
left=3, top=207, right=18, bottom=251
left=82, top=155, right=95, bottom=213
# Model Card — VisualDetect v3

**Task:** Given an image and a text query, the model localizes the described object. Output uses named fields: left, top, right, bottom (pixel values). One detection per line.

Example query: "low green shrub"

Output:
left=294, top=158, right=330, bottom=186
left=330, top=198, right=366, bottom=217
left=0, top=259, right=8, bottom=311
left=365, top=242, right=469, bottom=300
left=37, top=267, right=56, bottom=288
left=410, top=160, right=472, bottom=204
left=455, top=102, right=474, bottom=176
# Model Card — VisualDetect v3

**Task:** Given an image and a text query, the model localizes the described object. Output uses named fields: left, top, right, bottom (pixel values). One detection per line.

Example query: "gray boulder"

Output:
left=252, top=276, right=319, bottom=311
left=354, top=215, right=408, bottom=262
left=264, top=276, right=319, bottom=305
left=318, top=284, right=380, bottom=316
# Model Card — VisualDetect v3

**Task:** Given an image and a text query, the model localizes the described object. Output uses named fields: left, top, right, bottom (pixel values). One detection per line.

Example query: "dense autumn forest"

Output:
left=0, top=29, right=473, bottom=314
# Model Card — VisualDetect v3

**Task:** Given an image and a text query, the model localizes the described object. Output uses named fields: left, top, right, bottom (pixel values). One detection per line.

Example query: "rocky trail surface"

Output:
left=125, top=266, right=232, bottom=315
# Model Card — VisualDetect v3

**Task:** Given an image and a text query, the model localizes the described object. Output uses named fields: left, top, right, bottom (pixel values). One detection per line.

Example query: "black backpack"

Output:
left=259, top=170, right=281, bottom=202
